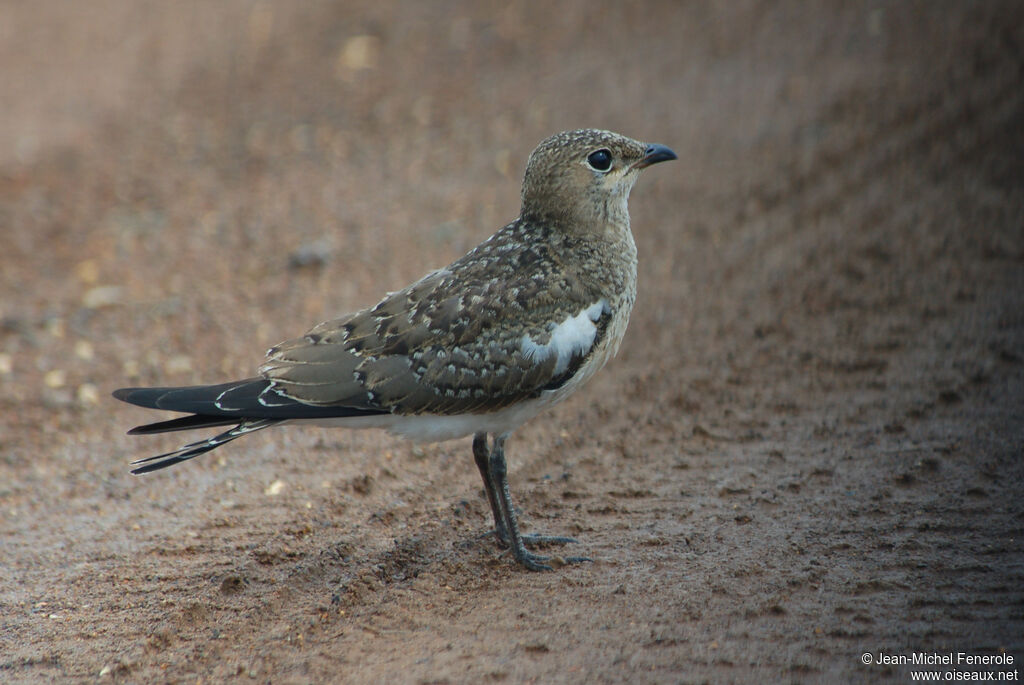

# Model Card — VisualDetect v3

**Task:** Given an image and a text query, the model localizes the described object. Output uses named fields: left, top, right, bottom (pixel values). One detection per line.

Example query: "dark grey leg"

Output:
left=473, top=432, right=510, bottom=544
left=484, top=433, right=589, bottom=571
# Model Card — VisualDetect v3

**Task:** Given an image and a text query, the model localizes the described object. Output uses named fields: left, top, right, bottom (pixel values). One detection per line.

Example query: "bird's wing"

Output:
left=260, top=225, right=613, bottom=416
left=112, top=378, right=386, bottom=422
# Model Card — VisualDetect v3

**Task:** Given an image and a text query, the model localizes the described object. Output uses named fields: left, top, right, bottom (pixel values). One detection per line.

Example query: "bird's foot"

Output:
left=508, top=546, right=592, bottom=572
left=479, top=527, right=590, bottom=571
left=479, top=528, right=579, bottom=550
left=521, top=532, right=580, bottom=548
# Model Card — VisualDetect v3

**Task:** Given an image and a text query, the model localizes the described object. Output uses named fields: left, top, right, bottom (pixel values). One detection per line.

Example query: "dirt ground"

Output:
left=2, top=2, right=1022, bottom=683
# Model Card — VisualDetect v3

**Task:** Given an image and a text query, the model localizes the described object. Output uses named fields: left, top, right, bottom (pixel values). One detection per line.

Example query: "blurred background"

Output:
left=1, top=2, right=1021, bottom=682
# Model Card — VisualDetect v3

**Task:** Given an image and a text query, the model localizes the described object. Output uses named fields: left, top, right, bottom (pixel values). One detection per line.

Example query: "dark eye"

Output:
left=586, top=149, right=613, bottom=172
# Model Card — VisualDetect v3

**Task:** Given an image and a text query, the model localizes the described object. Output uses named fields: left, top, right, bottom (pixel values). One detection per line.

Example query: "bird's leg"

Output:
left=474, top=433, right=581, bottom=553
left=484, top=433, right=589, bottom=571
left=473, top=432, right=510, bottom=544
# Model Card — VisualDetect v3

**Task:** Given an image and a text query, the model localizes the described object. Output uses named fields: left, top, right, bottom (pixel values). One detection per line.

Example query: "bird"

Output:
left=114, top=128, right=676, bottom=571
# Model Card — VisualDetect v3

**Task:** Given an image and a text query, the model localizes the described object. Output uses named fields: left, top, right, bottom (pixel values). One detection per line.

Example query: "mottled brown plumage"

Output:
left=115, top=129, right=676, bottom=570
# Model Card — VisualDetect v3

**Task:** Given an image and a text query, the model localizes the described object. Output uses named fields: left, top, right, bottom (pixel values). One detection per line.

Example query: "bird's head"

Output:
left=519, top=129, right=676, bottom=233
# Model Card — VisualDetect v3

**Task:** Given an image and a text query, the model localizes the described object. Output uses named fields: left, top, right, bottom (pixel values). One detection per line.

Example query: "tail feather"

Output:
left=129, top=419, right=281, bottom=474
left=115, top=377, right=387, bottom=474
left=127, top=414, right=240, bottom=435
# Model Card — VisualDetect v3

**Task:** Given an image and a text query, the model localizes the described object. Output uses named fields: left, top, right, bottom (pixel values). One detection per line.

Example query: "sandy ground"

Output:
left=1, top=2, right=1022, bottom=683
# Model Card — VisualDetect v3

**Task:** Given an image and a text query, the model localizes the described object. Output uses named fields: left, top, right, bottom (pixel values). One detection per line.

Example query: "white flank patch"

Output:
left=520, top=300, right=607, bottom=376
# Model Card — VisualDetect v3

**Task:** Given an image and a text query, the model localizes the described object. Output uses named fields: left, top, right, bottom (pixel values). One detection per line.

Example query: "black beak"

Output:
left=631, top=143, right=677, bottom=170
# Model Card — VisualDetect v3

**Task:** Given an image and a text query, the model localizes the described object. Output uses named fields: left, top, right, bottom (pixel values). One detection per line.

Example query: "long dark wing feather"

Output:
left=112, top=380, right=266, bottom=413
left=113, top=378, right=388, bottom=422
left=114, top=378, right=389, bottom=472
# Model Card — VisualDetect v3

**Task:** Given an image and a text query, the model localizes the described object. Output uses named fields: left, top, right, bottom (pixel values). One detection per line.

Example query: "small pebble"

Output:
left=77, top=383, right=100, bottom=405
left=43, top=369, right=66, bottom=388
